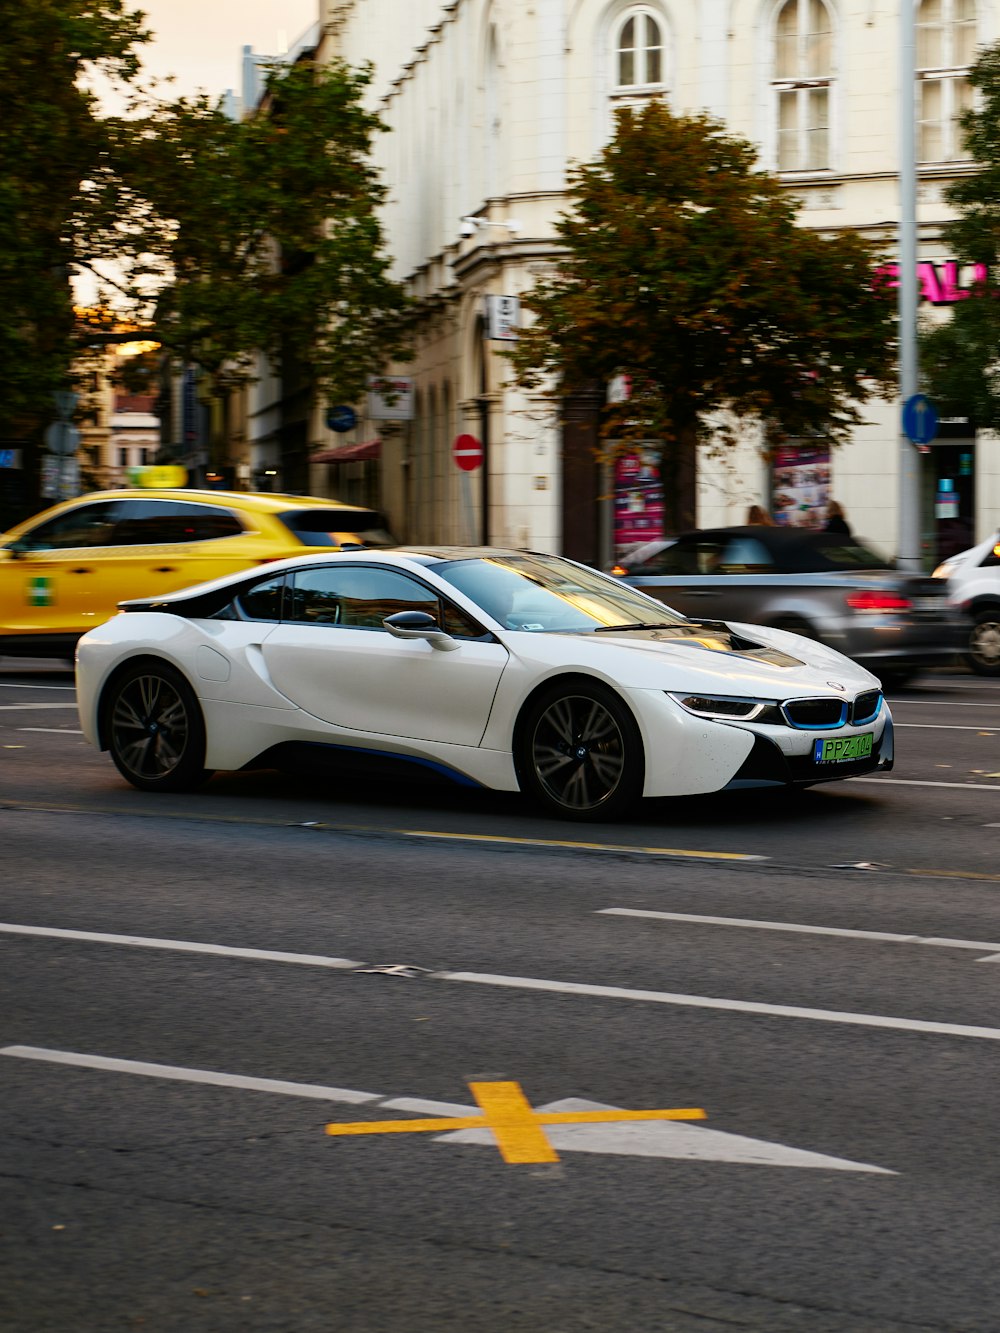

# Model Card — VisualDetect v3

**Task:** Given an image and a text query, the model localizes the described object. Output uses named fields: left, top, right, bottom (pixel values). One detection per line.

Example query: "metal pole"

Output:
left=898, top=0, right=923, bottom=570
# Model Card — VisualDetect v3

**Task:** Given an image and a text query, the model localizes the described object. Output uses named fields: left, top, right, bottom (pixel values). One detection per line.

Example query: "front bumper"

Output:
left=723, top=715, right=894, bottom=789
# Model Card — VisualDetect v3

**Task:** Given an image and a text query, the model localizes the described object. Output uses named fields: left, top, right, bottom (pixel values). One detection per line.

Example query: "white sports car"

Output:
left=75, top=547, right=893, bottom=821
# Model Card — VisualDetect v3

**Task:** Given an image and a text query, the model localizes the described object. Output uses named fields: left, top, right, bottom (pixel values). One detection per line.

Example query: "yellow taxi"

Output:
left=0, top=488, right=395, bottom=659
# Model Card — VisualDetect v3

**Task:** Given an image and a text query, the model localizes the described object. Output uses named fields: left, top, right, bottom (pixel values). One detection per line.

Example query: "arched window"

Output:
left=772, top=0, right=834, bottom=172
left=917, top=0, right=976, bottom=162
left=613, top=8, right=665, bottom=95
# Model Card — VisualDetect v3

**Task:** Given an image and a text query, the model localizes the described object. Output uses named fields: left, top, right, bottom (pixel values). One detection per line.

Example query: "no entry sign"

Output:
left=453, top=434, right=484, bottom=472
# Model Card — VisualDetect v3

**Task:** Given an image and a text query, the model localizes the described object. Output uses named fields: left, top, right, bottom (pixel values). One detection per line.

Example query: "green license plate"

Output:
left=813, top=733, right=874, bottom=763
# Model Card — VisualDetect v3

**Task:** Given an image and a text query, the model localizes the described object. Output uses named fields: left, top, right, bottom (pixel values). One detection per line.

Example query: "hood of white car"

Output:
left=507, top=619, right=877, bottom=696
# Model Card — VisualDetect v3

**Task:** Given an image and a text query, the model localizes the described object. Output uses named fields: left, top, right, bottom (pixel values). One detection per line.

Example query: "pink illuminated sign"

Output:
left=875, top=260, right=989, bottom=304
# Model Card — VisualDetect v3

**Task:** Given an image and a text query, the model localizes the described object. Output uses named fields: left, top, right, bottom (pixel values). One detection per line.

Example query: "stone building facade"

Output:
left=301, top=0, right=1000, bottom=565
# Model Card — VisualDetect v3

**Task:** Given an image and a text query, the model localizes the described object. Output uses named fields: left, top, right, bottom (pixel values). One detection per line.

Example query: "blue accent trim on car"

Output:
left=305, top=742, right=484, bottom=788
left=851, top=693, right=883, bottom=726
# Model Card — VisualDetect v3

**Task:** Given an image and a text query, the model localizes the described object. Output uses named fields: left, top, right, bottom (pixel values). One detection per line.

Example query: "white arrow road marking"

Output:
left=435, top=1098, right=894, bottom=1173
left=0, top=1049, right=893, bottom=1173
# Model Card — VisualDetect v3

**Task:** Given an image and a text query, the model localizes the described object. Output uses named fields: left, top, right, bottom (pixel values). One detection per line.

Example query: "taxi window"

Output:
left=277, top=508, right=395, bottom=548
left=288, top=566, right=438, bottom=628
left=111, top=501, right=243, bottom=546
left=15, top=500, right=129, bottom=551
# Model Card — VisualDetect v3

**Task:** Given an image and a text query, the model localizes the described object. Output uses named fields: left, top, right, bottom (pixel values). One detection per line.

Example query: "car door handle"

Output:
left=69, top=567, right=92, bottom=575
left=686, top=589, right=719, bottom=597
left=153, top=566, right=177, bottom=573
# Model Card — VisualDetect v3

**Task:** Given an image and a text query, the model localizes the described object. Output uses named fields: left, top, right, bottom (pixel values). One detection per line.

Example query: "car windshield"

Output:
left=434, top=553, right=687, bottom=632
left=278, top=508, right=396, bottom=549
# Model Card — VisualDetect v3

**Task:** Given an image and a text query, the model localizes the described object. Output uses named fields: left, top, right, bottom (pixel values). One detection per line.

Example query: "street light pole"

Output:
left=898, top=0, right=923, bottom=570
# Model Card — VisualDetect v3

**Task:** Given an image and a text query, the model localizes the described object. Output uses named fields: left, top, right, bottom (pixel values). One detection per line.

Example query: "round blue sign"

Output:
left=901, top=394, right=939, bottom=446
left=326, top=405, right=357, bottom=434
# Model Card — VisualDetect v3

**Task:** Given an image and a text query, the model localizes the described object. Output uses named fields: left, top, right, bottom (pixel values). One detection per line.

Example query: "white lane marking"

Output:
left=16, top=728, right=83, bottom=734
left=0, top=1046, right=379, bottom=1104
left=436, top=1097, right=893, bottom=1173
left=598, top=908, right=1000, bottom=958
left=0, top=922, right=362, bottom=969
left=0, top=703, right=77, bottom=711
left=851, top=776, right=1000, bottom=791
left=890, top=698, right=1000, bottom=708
left=0, top=683, right=75, bottom=691
left=0, top=1047, right=893, bottom=1173
left=894, top=722, right=997, bottom=731
left=440, top=971, right=1000, bottom=1042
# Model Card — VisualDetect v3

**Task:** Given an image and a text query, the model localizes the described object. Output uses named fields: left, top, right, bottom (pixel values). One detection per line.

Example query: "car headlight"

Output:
left=667, top=693, right=783, bottom=723
left=931, top=561, right=954, bottom=579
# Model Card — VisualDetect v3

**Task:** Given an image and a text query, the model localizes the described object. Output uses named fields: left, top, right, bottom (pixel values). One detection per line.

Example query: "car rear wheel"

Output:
left=106, top=662, right=211, bottom=792
left=516, top=681, right=643, bottom=821
left=965, top=611, right=1000, bottom=676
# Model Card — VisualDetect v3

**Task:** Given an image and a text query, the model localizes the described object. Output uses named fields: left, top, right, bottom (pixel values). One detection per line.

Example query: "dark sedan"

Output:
left=610, top=525, right=962, bottom=686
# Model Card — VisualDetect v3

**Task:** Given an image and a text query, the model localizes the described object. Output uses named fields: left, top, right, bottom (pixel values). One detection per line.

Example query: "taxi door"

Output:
left=0, top=499, right=130, bottom=638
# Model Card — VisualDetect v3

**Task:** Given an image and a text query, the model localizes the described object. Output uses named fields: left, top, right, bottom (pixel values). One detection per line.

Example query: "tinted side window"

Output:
left=278, top=509, right=395, bottom=548
left=111, top=501, right=243, bottom=546
left=17, top=501, right=129, bottom=551
left=236, top=576, right=286, bottom=621
left=289, top=566, right=439, bottom=629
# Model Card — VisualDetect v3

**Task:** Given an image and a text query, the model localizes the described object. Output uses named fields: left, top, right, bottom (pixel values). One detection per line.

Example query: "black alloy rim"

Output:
left=110, top=675, right=190, bottom=779
left=530, top=694, right=626, bottom=810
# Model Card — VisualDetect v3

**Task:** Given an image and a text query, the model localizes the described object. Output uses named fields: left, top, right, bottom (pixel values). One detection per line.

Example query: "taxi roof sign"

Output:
left=125, top=465, right=188, bottom=489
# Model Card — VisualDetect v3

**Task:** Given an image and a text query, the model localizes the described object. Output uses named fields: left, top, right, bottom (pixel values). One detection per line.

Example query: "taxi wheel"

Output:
left=106, top=662, right=211, bottom=792
left=516, top=680, right=644, bottom=821
left=965, top=612, right=1000, bottom=676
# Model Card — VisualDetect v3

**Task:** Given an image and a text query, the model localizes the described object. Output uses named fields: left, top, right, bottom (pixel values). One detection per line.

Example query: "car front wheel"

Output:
left=516, top=681, right=644, bottom=821
left=965, top=611, right=1000, bottom=676
left=106, top=662, right=211, bottom=792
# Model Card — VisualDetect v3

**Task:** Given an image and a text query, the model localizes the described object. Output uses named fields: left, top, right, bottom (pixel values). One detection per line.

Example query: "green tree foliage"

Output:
left=506, top=102, right=896, bottom=528
left=921, top=43, right=1000, bottom=426
left=85, top=58, right=410, bottom=430
left=0, top=0, right=147, bottom=502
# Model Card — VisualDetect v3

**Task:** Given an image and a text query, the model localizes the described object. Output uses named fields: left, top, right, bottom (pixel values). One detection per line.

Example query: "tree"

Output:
left=0, top=0, right=148, bottom=519
left=506, top=102, right=897, bottom=531
left=84, top=57, right=410, bottom=479
left=921, top=43, right=1000, bottom=427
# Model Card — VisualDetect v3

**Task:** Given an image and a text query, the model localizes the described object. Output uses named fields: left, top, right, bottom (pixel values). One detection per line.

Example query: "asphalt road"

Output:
left=3, top=659, right=1000, bottom=1331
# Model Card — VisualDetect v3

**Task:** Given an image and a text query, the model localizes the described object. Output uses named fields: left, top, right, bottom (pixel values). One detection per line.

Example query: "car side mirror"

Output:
left=383, top=609, right=459, bottom=652
left=4, top=541, right=28, bottom=560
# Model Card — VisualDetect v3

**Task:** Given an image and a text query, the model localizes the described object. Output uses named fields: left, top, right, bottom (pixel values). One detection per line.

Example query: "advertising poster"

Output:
left=771, top=445, right=831, bottom=528
left=614, top=447, right=664, bottom=553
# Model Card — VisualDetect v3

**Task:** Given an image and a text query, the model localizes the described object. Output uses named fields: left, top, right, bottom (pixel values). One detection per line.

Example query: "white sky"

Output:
left=128, top=0, right=319, bottom=101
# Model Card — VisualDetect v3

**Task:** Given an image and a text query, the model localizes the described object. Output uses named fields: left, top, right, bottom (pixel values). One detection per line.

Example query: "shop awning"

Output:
left=312, top=438, right=381, bottom=464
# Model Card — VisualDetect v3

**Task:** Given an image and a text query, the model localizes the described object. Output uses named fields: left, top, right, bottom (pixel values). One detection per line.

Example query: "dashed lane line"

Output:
left=5, top=920, right=1000, bottom=1041
left=0, top=921, right=363, bottom=969
left=597, top=907, right=1000, bottom=959
left=851, top=776, right=1000, bottom=791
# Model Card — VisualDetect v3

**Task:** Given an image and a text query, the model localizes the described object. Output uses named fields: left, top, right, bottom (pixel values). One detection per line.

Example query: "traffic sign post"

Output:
left=326, top=405, right=357, bottom=434
left=452, top=434, right=484, bottom=472
left=901, top=393, right=939, bottom=449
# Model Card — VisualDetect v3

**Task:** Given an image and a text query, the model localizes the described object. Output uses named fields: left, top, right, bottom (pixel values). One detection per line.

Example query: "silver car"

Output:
left=611, top=525, right=963, bottom=686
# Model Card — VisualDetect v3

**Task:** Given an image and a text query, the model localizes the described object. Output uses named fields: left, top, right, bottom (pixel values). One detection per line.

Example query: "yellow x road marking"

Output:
left=325, top=1081, right=707, bottom=1164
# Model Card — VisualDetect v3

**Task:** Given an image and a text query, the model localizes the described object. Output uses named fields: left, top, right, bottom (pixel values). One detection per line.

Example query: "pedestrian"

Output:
left=746, top=504, right=774, bottom=525
left=824, top=500, right=851, bottom=535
